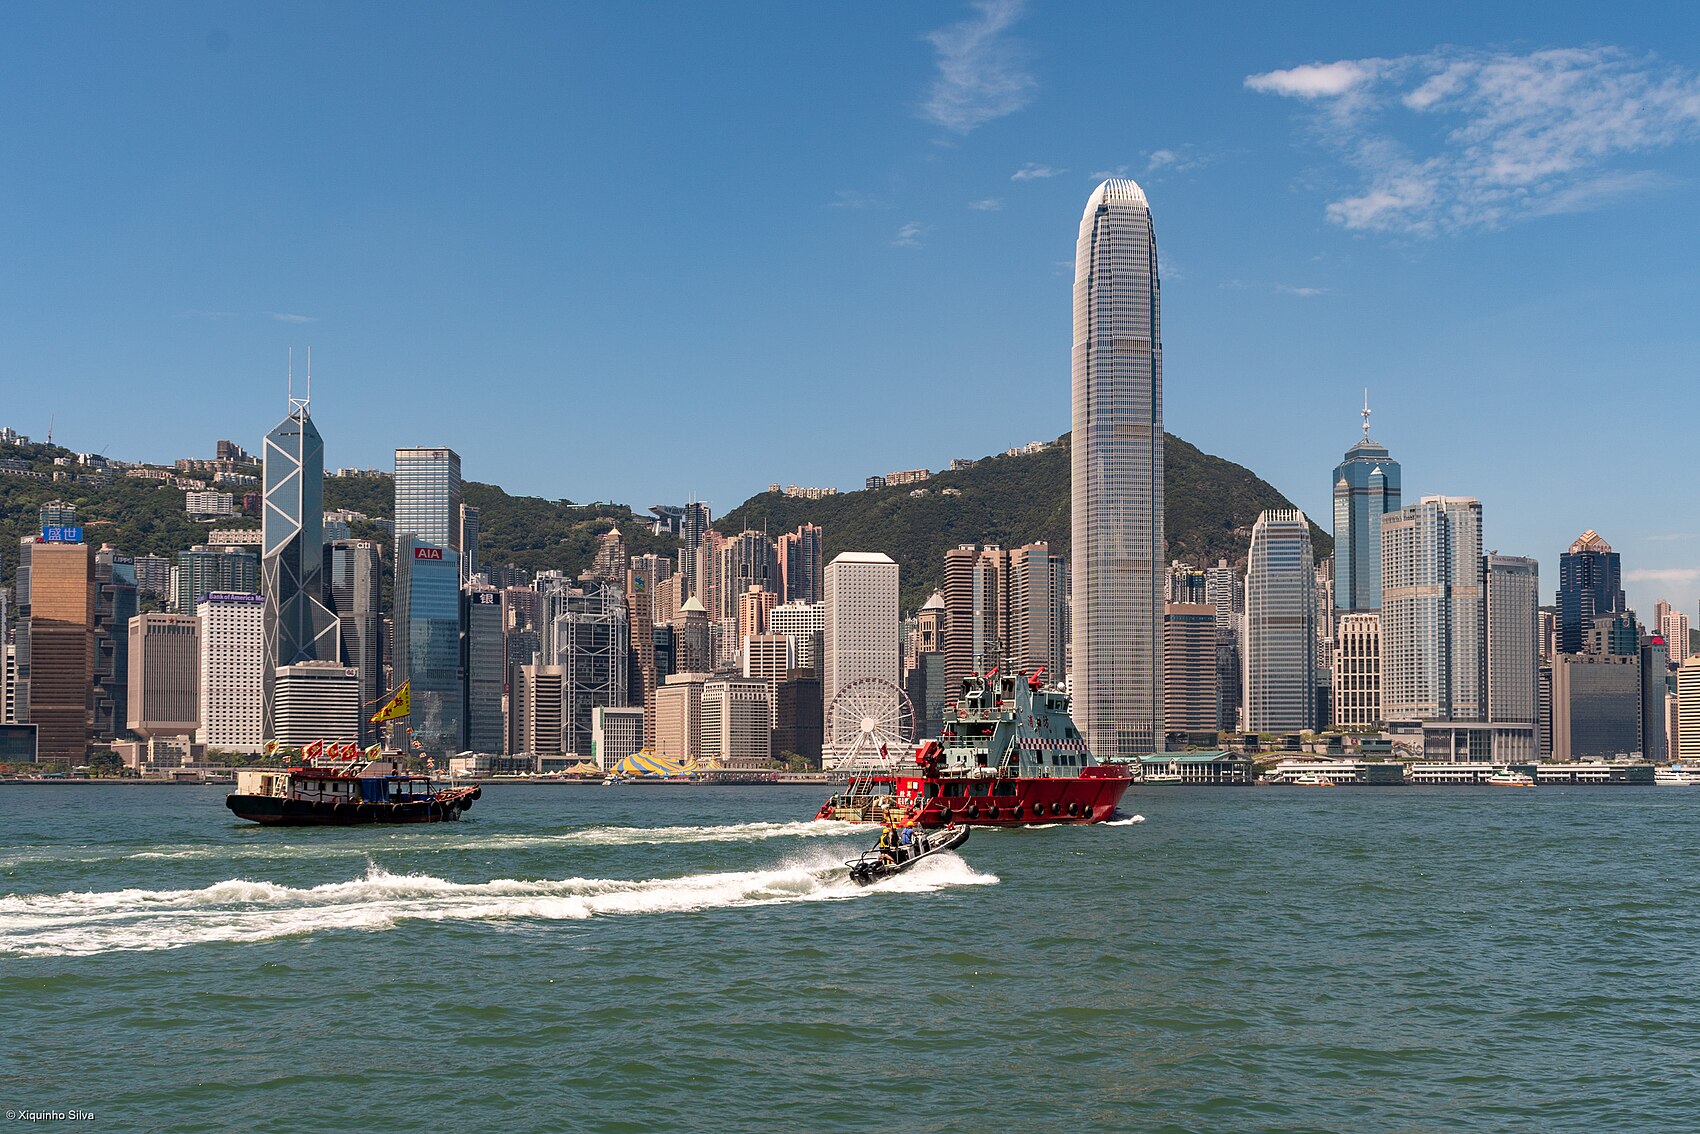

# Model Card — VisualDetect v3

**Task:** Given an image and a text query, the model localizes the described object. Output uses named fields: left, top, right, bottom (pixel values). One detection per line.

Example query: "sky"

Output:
left=2, top=1, right=1698, bottom=617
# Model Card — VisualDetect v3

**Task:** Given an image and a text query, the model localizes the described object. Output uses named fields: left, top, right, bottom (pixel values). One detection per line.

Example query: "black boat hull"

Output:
left=225, top=792, right=474, bottom=825
left=847, top=825, right=970, bottom=885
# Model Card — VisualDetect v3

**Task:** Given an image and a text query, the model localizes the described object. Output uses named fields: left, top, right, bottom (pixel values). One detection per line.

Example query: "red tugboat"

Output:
left=225, top=753, right=480, bottom=825
left=815, top=669, right=1132, bottom=827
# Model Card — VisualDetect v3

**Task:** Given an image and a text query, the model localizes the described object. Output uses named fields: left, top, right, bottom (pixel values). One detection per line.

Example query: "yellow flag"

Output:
left=364, top=743, right=382, bottom=759
left=370, top=680, right=411, bottom=724
left=264, top=740, right=279, bottom=756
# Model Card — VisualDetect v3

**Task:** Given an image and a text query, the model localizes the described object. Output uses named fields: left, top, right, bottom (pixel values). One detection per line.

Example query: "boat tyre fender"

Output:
left=1011, top=804, right=1023, bottom=818
left=1067, top=801, right=1080, bottom=817
left=985, top=805, right=999, bottom=820
left=966, top=804, right=980, bottom=820
left=460, top=795, right=473, bottom=811
left=471, top=787, right=482, bottom=800
left=1050, top=802, right=1063, bottom=816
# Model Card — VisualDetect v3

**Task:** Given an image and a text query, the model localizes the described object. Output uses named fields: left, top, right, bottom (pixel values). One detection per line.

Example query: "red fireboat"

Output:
left=815, top=669, right=1133, bottom=827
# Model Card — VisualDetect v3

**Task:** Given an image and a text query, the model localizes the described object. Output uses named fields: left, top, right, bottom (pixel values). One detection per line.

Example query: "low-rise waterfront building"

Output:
left=1139, top=751, right=1253, bottom=784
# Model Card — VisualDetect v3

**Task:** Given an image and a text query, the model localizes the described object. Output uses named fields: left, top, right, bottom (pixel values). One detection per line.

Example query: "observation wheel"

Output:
left=826, top=677, right=915, bottom=773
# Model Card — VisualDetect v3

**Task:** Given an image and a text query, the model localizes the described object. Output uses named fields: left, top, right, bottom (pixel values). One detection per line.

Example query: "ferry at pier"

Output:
left=225, top=754, right=480, bottom=825
left=1485, top=770, right=1536, bottom=787
left=815, top=669, right=1132, bottom=827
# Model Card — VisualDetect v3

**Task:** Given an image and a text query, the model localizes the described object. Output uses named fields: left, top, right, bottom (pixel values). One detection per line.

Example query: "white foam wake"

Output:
left=93, top=819, right=864, bottom=866
left=1103, top=815, right=1147, bottom=826
left=0, top=854, right=996, bottom=957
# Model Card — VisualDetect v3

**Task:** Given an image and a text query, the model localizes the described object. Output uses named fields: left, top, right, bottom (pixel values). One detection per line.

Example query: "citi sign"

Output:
left=414, top=547, right=444, bottom=561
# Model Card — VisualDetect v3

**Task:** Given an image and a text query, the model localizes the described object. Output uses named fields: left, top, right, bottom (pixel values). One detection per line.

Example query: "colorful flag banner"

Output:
left=370, top=680, right=411, bottom=724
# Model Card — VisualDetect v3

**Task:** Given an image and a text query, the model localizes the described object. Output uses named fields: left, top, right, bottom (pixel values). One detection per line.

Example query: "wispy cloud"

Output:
left=1644, top=532, right=1697, bottom=543
left=892, top=221, right=926, bottom=247
left=967, top=197, right=1004, bottom=211
left=268, top=312, right=318, bottom=324
left=177, top=308, right=239, bottom=321
left=1011, top=162, right=1064, bottom=181
left=1247, top=47, right=1700, bottom=235
left=830, top=189, right=882, bottom=209
left=1089, top=165, right=1130, bottom=181
left=1146, top=145, right=1216, bottom=175
left=1628, top=567, right=1700, bottom=585
left=921, top=0, right=1035, bottom=134
left=1276, top=284, right=1329, bottom=297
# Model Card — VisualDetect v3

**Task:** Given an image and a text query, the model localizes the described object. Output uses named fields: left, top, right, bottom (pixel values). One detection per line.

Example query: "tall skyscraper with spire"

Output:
left=262, top=385, right=341, bottom=737
left=1331, top=393, right=1401, bottom=612
left=1071, top=178, right=1163, bottom=756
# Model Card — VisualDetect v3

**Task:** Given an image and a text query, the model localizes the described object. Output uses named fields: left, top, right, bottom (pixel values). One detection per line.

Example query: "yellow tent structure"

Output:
left=612, top=751, right=694, bottom=777
left=565, top=761, right=602, bottom=776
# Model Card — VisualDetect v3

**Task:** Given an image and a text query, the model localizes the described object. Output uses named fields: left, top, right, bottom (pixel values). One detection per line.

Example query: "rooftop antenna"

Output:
left=46, top=414, right=53, bottom=446
left=1361, top=388, right=1372, bottom=442
left=287, top=346, right=310, bottom=420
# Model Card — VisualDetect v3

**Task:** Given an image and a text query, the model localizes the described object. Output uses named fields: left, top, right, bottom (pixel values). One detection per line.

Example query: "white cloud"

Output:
left=1627, top=567, right=1700, bottom=585
left=967, top=197, right=1004, bottom=211
left=1246, top=60, right=1380, bottom=99
left=1276, top=284, right=1329, bottom=297
left=1011, top=162, right=1064, bottom=181
left=892, top=221, right=926, bottom=247
left=1246, top=47, right=1700, bottom=235
left=1089, top=165, right=1130, bottom=180
left=921, top=0, right=1036, bottom=134
left=268, top=312, right=317, bottom=324
left=1644, top=532, right=1697, bottom=543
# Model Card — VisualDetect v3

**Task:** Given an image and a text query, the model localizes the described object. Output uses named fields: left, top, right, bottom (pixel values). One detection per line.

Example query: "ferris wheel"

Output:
left=825, top=677, right=915, bottom=772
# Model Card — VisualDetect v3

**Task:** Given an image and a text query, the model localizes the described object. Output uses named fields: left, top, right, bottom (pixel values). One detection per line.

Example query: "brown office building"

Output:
left=18, top=540, right=96, bottom=764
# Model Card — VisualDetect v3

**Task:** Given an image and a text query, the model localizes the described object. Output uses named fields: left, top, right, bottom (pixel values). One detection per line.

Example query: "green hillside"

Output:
left=0, top=438, right=678, bottom=590
left=719, top=433, right=1330, bottom=613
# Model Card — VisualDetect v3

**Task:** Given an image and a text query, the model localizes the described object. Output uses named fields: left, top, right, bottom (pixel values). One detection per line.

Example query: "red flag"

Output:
left=303, top=740, right=324, bottom=760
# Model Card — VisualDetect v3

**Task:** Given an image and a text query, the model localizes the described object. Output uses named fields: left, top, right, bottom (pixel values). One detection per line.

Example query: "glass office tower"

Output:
left=1070, top=178, right=1163, bottom=756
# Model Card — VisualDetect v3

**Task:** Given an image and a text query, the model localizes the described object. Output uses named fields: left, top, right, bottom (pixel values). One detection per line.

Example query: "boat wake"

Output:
left=0, top=854, right=997, bottom=957
left=1103, top=815, right=1147, bottom=826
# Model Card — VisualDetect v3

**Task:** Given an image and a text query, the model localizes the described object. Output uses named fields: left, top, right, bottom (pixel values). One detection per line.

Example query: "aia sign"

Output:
left=414, top=546, right=444, bottom=560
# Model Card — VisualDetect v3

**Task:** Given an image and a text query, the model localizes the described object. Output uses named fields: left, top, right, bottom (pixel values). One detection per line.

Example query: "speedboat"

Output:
left=847, top=825, right=970, bottom=885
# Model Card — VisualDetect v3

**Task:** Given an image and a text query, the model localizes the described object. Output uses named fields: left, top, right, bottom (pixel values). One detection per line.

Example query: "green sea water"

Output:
left=3, top=783, right=1698, bottom=1133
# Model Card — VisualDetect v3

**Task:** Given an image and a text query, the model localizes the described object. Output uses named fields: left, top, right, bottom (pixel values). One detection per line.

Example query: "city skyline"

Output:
left=1, top=4, right=1696, bottom=623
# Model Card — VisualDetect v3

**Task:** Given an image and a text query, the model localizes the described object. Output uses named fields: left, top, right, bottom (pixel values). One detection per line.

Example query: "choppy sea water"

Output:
left=3, top=783, right=1699, bottom=1133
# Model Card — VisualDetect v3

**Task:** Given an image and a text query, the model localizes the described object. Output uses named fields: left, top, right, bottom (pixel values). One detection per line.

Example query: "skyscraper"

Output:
left=822, top=551, right=899, bottom=763
left=1331, top=396, right=1401, bottom=612
left=778, top=523, right=824, bottom=604
left=1243, top=510, right=1317, bottom=733
left=1071, top=178, right=1163, bottom=757
left=1557, top=531, right=1624, bottom=655
left=1163, top=603, right=1218, bottom=735
left=198, top=592, right=265, bottom=753
left=394, top=535, right=464, bottom=757
left=1332, top=613, right=1381, bottom=730
left=393, top=448, right=463, bottom=565
left=324, top=539, right=383, bottom=745
left=463, top=583, right=505, bottom=754
left=1380, top=497, right=1486, bottom=732
left=16, top=538, right=95, bottom=763
left=681, top=501, right=711, bottom=597
left=459, top=504, right=480, bottom=584
left=262, top=395, right=340, bottom=737
left=1482, top=553, right=1541, bottom=760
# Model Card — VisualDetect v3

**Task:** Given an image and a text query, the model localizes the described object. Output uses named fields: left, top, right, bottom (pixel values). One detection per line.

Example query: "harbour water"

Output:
left=4, top=784, right=1698, bottom=1132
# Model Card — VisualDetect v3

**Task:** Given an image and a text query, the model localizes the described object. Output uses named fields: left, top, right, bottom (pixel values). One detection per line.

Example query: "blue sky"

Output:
left=2, top=1, right=1697, bottom=617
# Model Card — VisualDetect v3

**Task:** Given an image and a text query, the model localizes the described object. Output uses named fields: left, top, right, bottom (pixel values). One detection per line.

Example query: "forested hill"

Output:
left=718, top=433, right=1330, bottom=614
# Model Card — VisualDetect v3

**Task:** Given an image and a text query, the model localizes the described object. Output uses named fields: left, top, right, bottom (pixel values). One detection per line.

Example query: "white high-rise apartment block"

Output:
left=1662, top=609, right=1690, bottom=663
left=1071, top=179, right=1163, bottom=757
left=198, top=592, right=265, bottom=753
left=1677, top=656, right=1700, bottom=764
left=770, top=601, right=825, bottom=670
left=823, top=552, right=899, bottom=758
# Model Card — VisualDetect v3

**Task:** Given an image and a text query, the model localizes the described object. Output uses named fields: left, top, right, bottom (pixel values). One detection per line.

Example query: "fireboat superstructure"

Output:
left=816, top=670, right=1132, bottom=826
